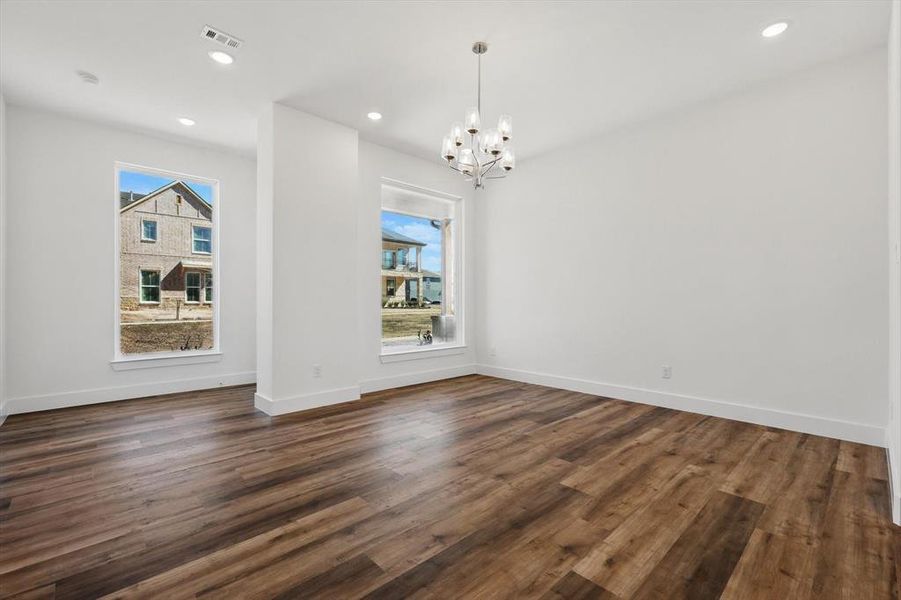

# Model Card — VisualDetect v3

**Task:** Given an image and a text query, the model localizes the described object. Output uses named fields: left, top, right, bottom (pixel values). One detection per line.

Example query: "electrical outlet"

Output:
left=662, top=365, right=672, bottom=379
left=313, top=364, right=322, bottom=378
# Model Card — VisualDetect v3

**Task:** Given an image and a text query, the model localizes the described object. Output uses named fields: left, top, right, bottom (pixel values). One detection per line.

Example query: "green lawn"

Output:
left=381, top=307, right=441, bottom=338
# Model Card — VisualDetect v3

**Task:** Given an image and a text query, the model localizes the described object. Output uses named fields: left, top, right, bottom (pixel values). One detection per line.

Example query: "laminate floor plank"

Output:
left=0, top=376, right=895, bottom=599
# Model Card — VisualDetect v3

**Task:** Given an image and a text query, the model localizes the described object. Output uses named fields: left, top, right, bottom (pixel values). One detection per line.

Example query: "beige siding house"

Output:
left=381, top=228, right=424, bottom=306
left=119, top=181, right=213, bottom=311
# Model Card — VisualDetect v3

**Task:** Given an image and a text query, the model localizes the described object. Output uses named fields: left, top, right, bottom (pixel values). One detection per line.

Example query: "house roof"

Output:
left=381, top=228, right=426, bottom=247
left=119, top=180, right=211, bottom=212
left=422, top=270, right=441, bottom=279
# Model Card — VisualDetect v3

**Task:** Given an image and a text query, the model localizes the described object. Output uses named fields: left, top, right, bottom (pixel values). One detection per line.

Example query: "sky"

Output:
left=381, top=211, right=441, bottom=273
left=120, top=170, right=214, bottom=203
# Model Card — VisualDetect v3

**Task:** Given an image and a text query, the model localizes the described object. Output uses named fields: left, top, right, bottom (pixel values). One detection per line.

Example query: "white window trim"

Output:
left=185, top=271, right=202, bottom=304
left=113, top=162, right=221, bottom=364
left=141, top=217, right=158, bottom=242
left=379, top=178, right=464, bottom=360
left=192, top=224, right=212, bottom=255
left=139, top=268, right=161, bottom=305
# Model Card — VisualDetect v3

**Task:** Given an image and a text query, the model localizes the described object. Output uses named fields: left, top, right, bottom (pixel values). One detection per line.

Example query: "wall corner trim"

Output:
left=254, top=386, right=361, bottom=416
left=475, top=364, right=886, bottom=447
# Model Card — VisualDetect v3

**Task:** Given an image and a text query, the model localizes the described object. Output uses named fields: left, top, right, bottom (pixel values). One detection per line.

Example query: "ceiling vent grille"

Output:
left=201, top=25, right=243, bottom=50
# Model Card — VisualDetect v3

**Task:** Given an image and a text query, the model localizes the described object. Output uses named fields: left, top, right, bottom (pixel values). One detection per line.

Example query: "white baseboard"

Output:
left=254, top=385, right=361, bottom=416
left=359, top=364, right=478, bottom=394
left=476, top=364, right=886, bottom=447
left=3, top=371, right=257, bottom=416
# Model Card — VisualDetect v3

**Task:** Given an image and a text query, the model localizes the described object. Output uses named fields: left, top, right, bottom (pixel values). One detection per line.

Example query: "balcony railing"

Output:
left=382, top=262, right=420, bottom=272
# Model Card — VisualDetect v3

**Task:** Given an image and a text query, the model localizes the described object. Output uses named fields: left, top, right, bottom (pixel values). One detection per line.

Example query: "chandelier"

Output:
left=441, top=42, right=515, bottom=189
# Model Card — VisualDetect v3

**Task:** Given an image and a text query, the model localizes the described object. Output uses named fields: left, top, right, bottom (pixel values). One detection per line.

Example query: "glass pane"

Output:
left=381, top=209, right=451, bottom=349
left=141, top=285, right=159, bottom=302
left=120, top=167, right=216, bottom=355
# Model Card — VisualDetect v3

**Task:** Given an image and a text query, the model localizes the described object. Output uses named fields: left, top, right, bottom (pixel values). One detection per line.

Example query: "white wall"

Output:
left=255, top=104, right=360, bottom=414
left=4, top=106, right=256, bottom=412
left=477, top=50, right=889, bottom=445
left=887, top=0, right=901, bottom=524
left=357, top=140, right=476, bottom=391
left=0, top=94, right=7, bottom=421
left=255, top=104, right=479, bottom=415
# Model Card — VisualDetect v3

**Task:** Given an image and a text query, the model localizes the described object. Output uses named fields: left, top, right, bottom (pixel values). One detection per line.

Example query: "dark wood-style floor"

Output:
left=0, top=375, right=898, bottom=599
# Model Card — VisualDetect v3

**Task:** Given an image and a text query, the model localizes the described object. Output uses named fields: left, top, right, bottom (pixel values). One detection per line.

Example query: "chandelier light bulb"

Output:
left=451, top=122, right=464, bottom=146
left=457, top=148, right=476, bottom=175
left=484, top=128, right=503, bottom=156
left=465, top=107, right=481, bottom=134
left=498, top=115, right=512, bottom=141
left=501, top=147, right=515, bottom=171
left=441, top=136, right=457, bottom=162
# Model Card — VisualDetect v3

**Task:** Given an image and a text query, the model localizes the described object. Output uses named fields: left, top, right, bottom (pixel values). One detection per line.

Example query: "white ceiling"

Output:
left=0, top=1, right=891, bottom=161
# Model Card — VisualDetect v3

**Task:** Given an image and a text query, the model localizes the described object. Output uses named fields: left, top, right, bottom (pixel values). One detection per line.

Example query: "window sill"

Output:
left=111, top=351, right=222, bottom=371
left=380, top=344, right=466, bottom=363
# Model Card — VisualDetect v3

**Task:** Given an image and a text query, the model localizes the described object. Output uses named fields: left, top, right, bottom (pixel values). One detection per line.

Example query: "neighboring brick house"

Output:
left=382, top=228, right=425, bottom=305
left=119, top=181, right=213, bottom=311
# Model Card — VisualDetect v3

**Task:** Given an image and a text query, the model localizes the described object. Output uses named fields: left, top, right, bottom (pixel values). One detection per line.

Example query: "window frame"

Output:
left=379, top=178, right=464, bottom=360
left=141, top=218, right=158, bottom=242
left=192, top=225, right=212, bottom=255
left=139, top=268, right=161, bottom=305
left=112, top=162, right=221, bottom=366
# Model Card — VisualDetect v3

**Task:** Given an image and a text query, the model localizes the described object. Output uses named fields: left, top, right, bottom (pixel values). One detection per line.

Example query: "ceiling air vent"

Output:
left=201, top=25, right=243, bottom=50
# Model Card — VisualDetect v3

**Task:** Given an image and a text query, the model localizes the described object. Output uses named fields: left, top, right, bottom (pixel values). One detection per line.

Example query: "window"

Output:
left=140, top=270, right=160, bottom=303
left=141, top=219, right=158, bottom=242
left=382, top=250, right=394, bottom=269
left=116, top=164, right=218, bottom=358
left=381, top=180, right=461, bottom=353
left=192, top=225, right=212, bottom=254
left=185, top=272, right=201, bottom=303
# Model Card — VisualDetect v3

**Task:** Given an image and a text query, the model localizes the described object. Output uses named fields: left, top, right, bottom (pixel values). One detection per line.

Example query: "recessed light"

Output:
left=208, top=50, right=234, bottom=65
left=761, top=22, right=789, bottom=38
left=367, top=112, right=383, bottom=121
left=178, top=117, right=196, bottom=126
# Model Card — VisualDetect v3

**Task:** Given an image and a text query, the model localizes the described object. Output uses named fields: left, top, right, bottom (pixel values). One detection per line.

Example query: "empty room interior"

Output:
left=1, top=0, right=900, bottom=598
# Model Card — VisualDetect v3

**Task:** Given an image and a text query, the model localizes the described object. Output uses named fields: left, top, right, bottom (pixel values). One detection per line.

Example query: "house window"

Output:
left=141, top=219, right=158, bottom=242
left=382, top=250, right=394, bottom=269
left=192, top=225, right=212, bottom=254
left=381, top=181, right=461, bottom=352
left=116, top=164, right=218, bottom=357
left=185, top=272, right=201, bottom=303
left=140, top=270, right=160, bottom=303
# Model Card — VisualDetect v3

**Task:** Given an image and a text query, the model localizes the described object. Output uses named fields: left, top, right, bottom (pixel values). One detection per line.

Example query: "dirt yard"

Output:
left=120, top=321, right=213, bottom=354
left=381, top=307, right=440, bottom=339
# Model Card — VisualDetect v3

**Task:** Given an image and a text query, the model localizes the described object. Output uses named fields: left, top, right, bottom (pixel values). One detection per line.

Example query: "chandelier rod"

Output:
left=477, top=50, right=481, bottom=115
